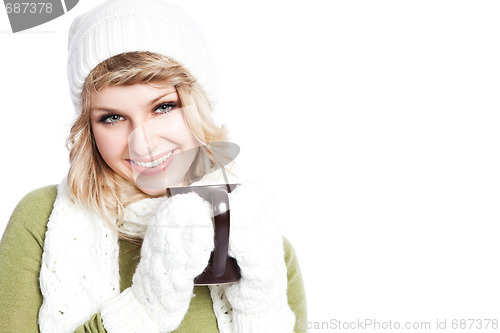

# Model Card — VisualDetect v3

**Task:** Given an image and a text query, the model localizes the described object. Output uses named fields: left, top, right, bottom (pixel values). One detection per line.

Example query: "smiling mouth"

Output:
left=131, top=150, right=174, bottom=168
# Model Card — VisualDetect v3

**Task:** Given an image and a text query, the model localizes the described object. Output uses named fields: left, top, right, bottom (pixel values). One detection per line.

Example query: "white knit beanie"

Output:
left=67, top=0, right=218, bottom=113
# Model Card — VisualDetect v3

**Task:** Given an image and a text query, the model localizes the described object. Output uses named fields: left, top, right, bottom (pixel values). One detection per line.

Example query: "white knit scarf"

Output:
left=38, top=169, right=237, bottom=333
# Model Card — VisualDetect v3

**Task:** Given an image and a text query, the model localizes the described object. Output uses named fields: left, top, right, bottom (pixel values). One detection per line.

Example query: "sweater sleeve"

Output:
left=0, top=186, right=57, bottom=333
left=283, top=237, right=308, bottom=332
left=0, top=186, right=108, bottom=333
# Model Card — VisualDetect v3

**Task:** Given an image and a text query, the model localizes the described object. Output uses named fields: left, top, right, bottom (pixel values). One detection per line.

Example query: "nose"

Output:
left=128, top=120, right=156, bottom=159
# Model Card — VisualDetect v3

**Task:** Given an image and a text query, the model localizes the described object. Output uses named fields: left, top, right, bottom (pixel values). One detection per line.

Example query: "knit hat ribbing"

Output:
left=67, top=0, right=218, bottom=113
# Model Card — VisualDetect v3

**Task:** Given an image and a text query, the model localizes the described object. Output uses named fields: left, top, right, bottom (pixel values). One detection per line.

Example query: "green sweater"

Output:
left=0, top=185, right=307, bottom=332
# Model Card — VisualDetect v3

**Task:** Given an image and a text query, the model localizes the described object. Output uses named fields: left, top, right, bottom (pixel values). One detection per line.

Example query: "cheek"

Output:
left=93, top=127, right=127, bottom=162
left=166, top=112, right=199, bottom=148
left=151, top=111, right=198, bottom=148
left=170, top=126, right=196, bottom=147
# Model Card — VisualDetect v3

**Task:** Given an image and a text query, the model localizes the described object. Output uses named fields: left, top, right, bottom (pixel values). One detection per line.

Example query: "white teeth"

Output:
left=132, top=150, right=173, bottom=168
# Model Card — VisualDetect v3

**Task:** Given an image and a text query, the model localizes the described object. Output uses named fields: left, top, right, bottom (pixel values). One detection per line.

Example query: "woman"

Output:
left=0, top=0, right=307, bottom=332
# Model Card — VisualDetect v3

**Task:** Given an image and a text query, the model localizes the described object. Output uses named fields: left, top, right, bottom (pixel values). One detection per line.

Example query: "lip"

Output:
left=127, top=149, right=177, bottom=176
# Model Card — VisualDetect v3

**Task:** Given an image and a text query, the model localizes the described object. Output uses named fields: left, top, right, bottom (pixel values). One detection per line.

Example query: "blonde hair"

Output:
left=66, top=51, right=229, bottom=242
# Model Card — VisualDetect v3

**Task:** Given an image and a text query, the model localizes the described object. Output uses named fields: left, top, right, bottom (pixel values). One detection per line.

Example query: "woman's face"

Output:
left=90, top=82, right=199, bottom=195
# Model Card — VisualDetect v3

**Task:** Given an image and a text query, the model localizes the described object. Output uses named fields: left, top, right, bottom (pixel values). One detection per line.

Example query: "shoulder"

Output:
left=19, top=185, right=58, bottom=204
left=11, top=185, right=58, bottom=219
left=282, top=236, right=301, bottom=271
left=283, top=236, right=295, bottom=257
left=7, top=185, right=58, bottom=237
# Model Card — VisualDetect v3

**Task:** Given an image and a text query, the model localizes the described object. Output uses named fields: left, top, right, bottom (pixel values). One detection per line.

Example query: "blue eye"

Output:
left=154, top=103, right=176, bottom=114
left=99, top=114, right=124, bottom=125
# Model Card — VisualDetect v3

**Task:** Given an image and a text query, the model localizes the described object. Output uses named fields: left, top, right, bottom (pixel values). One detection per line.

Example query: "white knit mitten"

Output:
left=101, top=192, right=214, bottom=333
left=224, top=183, right=295, bottom=333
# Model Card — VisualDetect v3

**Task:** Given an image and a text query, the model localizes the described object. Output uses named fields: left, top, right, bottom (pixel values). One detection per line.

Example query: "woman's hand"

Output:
left=101, top=192, right=214, bottom=333
left=224, top=183, right=296, bottom=333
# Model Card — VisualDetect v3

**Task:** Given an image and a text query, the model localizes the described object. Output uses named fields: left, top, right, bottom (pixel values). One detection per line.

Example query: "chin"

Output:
left=133, top=174, right=185, bottom=196
left=137, top=186, right=167, bottom=196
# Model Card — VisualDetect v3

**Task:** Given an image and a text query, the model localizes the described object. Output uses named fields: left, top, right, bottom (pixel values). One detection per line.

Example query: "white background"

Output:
left=1, top=1, right=500, bottom=331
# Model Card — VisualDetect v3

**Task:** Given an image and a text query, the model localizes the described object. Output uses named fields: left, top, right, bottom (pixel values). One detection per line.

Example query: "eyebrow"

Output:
left=92, top=91, right=177, bottom=113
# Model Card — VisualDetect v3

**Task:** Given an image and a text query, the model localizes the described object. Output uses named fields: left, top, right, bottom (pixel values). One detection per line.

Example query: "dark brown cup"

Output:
left=166, top=183, right=241, bottom=285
